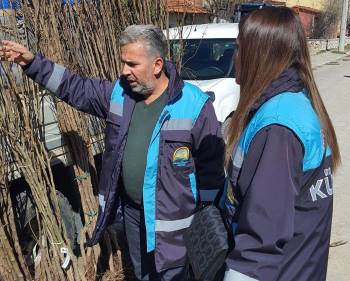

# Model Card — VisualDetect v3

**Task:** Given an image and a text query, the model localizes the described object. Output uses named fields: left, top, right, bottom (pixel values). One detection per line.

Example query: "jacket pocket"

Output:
left=161, top=131, right=194, bottom=176
left=157, top=131, right=197, bottom=220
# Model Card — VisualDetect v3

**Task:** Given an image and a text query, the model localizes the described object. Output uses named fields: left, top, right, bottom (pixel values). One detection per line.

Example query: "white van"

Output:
left=166, top=23, right=240, bottom=123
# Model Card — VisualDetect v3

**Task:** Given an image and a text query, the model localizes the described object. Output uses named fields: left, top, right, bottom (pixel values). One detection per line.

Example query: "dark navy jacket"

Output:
left=23, top=54, right=225, bottom=271
left=223, top=69, right=333, bottom=281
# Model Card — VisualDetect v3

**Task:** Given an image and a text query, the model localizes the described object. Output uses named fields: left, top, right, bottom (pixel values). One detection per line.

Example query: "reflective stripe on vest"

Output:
left=155, top=214, right=194, bottom=232
left=161, top=118, right=193, bottom=131
left=46, top=63, right=66, bottom=95
left=224, top=268, right=258, bottom=281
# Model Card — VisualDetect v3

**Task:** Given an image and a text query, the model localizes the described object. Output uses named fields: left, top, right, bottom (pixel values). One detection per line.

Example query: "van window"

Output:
left=170, top=39, right=236, bottom=80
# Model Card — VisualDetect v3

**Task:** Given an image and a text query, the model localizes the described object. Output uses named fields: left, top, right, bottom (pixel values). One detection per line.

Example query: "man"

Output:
left=0, top=25, right=225, bottom=280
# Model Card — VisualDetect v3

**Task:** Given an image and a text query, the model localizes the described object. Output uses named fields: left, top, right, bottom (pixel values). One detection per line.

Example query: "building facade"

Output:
left=166, top=0, right=210, bottom=27
left=270, top=0, right=327, bottom=37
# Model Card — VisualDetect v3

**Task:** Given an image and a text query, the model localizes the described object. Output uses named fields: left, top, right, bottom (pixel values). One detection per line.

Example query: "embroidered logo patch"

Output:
left=173, top=146, right=190, bottom=166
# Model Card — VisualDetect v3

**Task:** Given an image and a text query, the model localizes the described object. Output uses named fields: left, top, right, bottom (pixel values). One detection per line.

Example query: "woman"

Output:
left=223, top=7, right=340, bottom=281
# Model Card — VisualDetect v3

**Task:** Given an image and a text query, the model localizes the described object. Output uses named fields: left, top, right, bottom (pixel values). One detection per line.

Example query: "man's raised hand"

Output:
left=0, top=40, right=34, bottom=66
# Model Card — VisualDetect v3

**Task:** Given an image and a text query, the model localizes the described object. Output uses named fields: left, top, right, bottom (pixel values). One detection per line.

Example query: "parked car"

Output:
left=166, top=23, right=240, bottom=124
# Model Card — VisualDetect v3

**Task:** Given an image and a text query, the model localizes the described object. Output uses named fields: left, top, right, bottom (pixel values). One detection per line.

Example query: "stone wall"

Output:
left=308, top=37, right=350, bottom=55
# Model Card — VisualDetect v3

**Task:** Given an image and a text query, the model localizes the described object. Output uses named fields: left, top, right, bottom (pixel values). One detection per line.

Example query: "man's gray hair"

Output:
left=120, top=25, right=168, bottom=60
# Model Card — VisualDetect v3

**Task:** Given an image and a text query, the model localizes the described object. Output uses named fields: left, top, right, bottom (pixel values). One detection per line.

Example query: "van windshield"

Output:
left=170, top=39, right=236, bottom=80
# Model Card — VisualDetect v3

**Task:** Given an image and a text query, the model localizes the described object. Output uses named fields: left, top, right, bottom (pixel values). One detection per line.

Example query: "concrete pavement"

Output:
left=311, top=50, right=350, bottom=69
left=312, top=51, right=350, bottom=281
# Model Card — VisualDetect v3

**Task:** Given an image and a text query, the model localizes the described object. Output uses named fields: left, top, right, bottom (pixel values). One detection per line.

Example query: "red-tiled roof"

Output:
left=293, top=5, right=321, bottom=15
left=167, top=0, right=208, bottom=14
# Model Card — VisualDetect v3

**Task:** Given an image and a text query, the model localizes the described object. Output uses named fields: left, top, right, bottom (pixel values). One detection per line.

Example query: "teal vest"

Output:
left=222, top=91, right=331, bottom=234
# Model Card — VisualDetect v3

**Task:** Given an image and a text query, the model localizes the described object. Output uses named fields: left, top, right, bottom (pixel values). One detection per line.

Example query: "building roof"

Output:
left=260, top=1, right=322, bottom=14
left=167, top=0, right=208, bottom=14
left=292, top=5, right=321, bottom=14
left=266, top=0, right=325, bottom=12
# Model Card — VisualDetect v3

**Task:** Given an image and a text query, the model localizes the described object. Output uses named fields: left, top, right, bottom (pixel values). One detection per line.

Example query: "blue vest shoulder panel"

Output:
left=239, top=92, right=330, bottom=172
left=110, top=80, right=124, bottom=103
left=168, top=82, right=209, bottom=120
left=110, top=80, right=125, bottom=117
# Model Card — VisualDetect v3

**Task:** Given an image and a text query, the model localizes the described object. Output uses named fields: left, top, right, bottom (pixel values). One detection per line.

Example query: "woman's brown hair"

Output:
left=226, top=6, right=341, bottom=170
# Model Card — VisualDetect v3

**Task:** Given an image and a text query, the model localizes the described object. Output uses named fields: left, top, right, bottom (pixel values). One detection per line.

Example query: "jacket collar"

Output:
left=164, top=61, right=184, bottom=103
left=251, top=67, right=305, bottom=112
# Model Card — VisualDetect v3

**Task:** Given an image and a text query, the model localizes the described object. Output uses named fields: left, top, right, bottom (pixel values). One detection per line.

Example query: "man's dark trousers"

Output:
left=122, top=197, right=190, bottom=281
